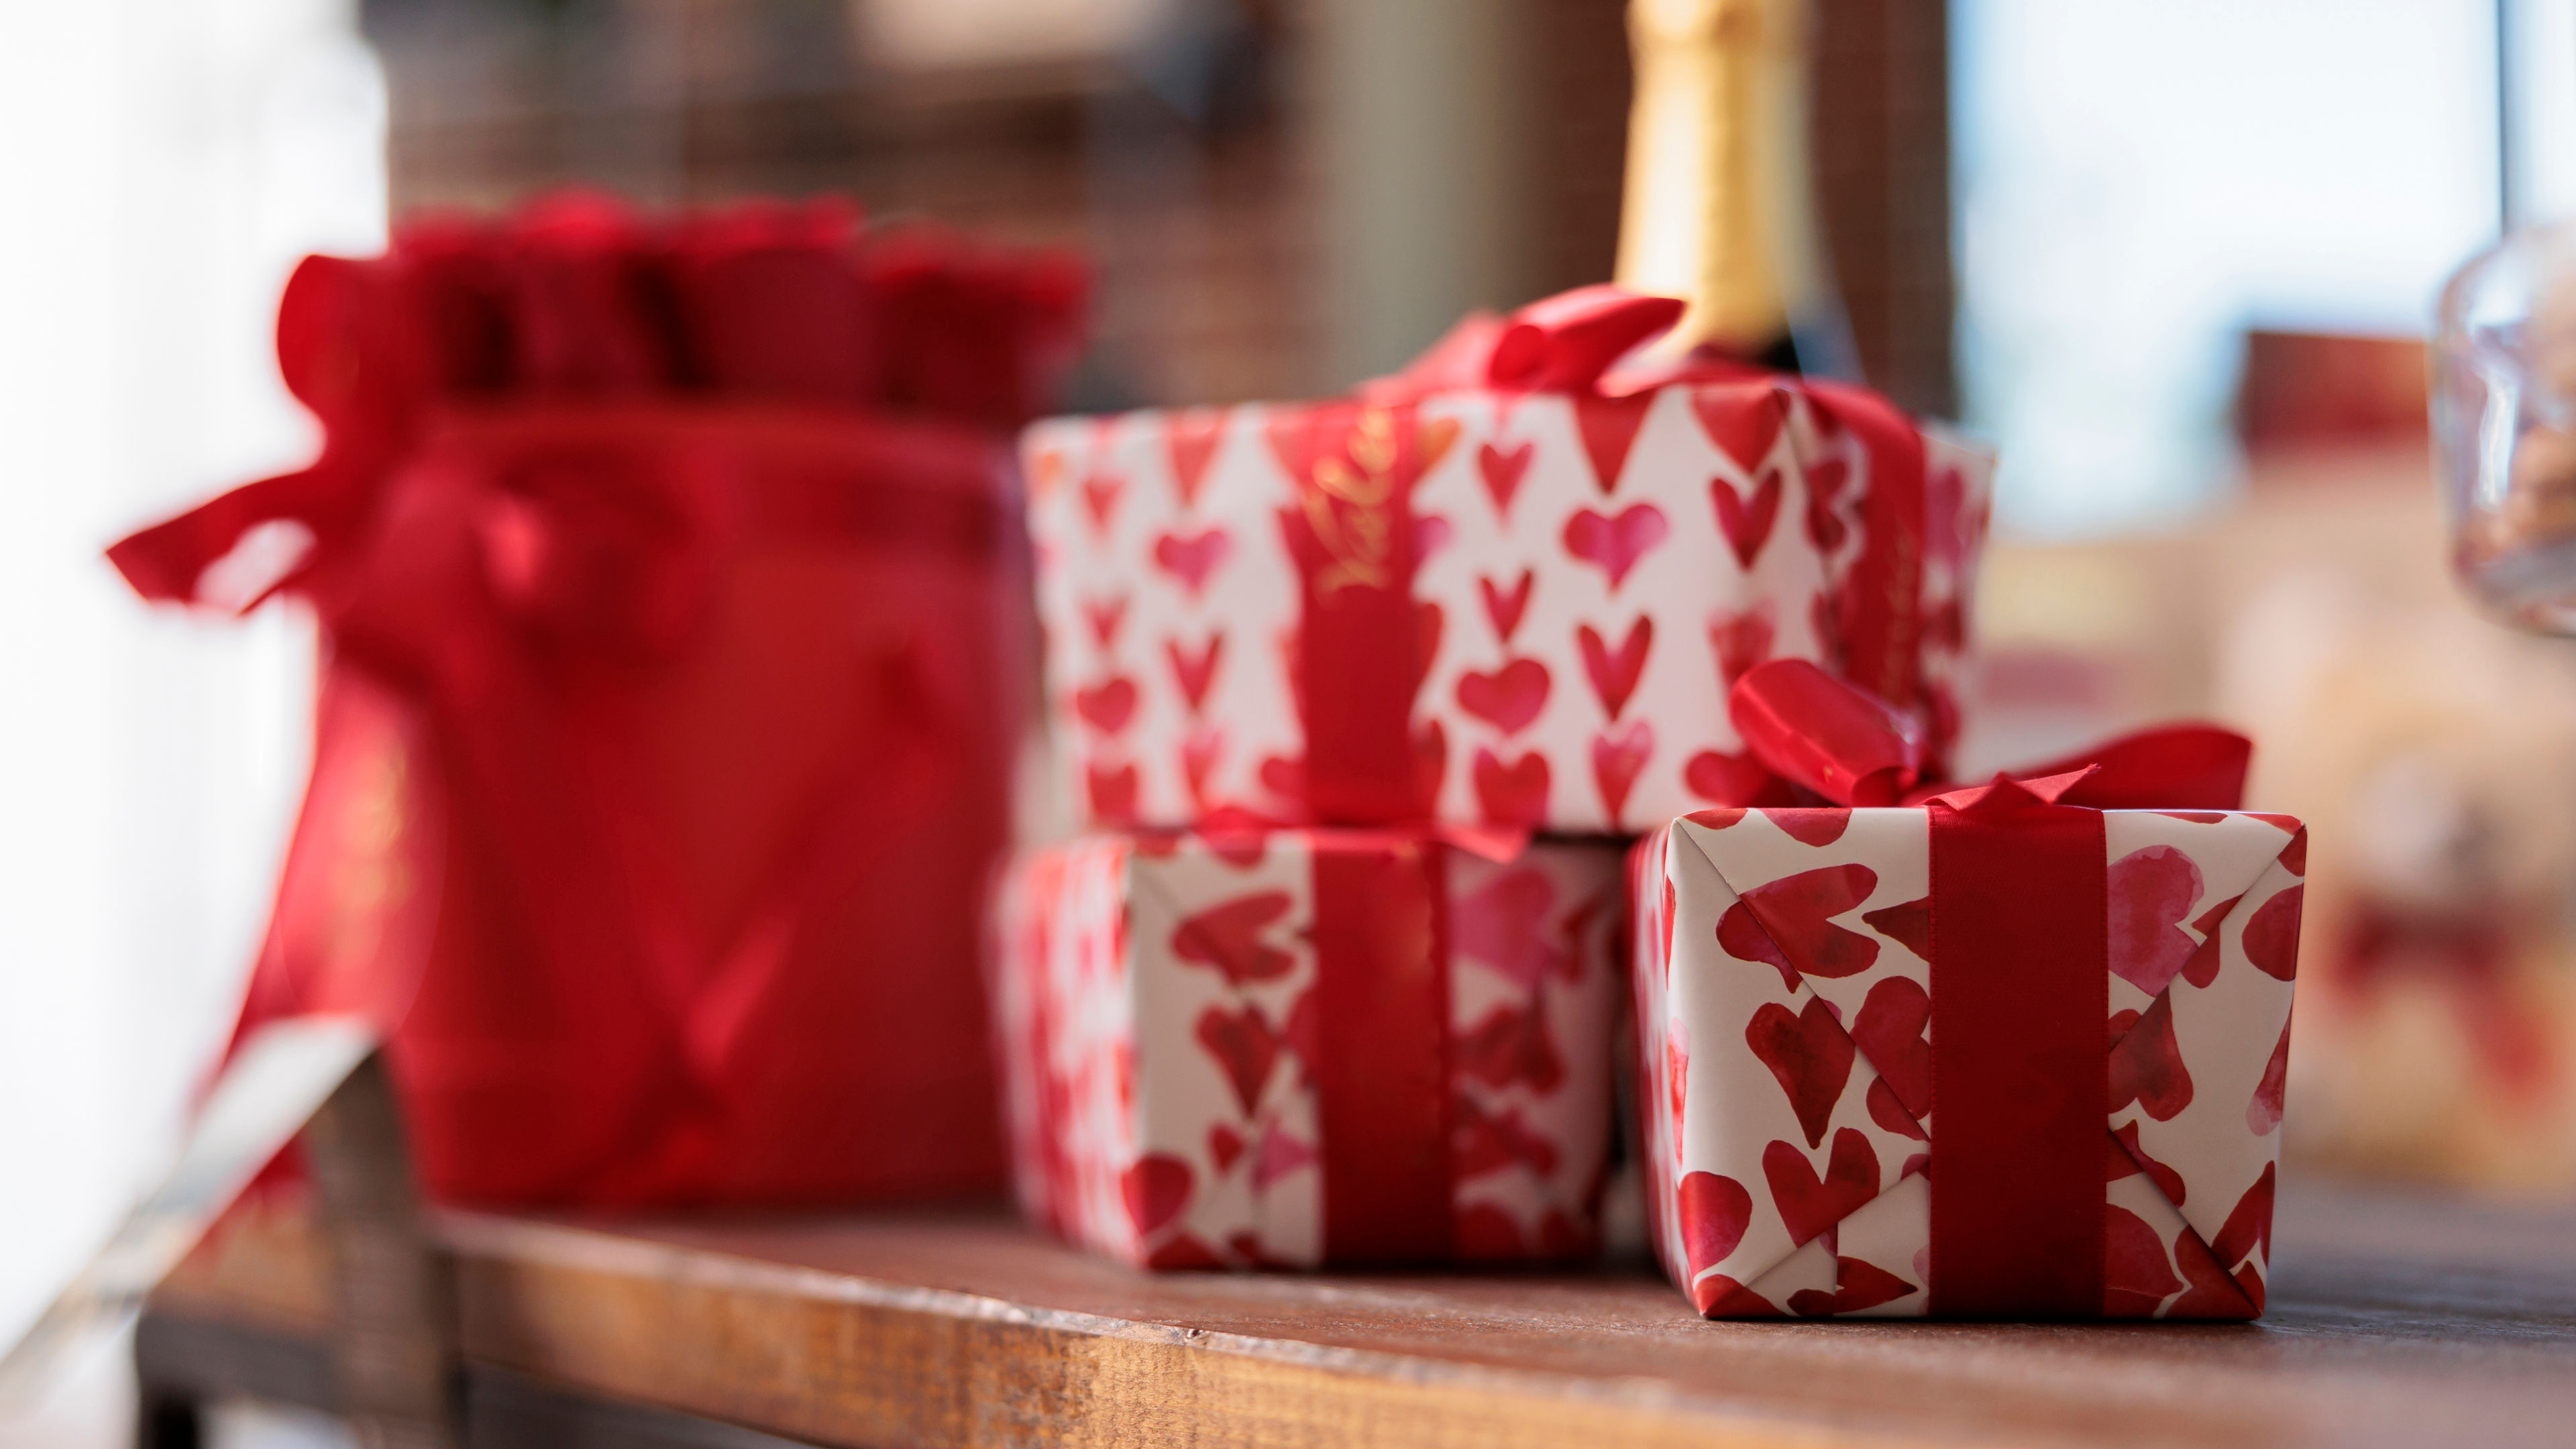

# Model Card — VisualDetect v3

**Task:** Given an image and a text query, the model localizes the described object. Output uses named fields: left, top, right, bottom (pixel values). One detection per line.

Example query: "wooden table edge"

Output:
left=434, top=1210, right=1945, bottom=1449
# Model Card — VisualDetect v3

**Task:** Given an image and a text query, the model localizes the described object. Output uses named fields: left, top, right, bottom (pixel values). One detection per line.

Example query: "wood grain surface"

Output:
left=417, top=1179, right=2576, bottom=1449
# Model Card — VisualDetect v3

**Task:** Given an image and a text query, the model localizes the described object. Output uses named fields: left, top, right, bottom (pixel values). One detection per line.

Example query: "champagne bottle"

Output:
left=1615, top=0, right=1843, bottom=373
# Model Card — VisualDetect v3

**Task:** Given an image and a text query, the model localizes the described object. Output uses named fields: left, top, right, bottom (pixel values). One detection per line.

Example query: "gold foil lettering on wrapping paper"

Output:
left=327, top=736, right=413, bottom=973
left=1299, top=412, right=1462, bottom=598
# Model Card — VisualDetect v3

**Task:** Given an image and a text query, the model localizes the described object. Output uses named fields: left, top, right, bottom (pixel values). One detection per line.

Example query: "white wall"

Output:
left=0, top=0, right=384, bottom=1438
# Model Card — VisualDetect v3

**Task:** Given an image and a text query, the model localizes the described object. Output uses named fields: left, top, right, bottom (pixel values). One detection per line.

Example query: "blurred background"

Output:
left=5, top=0, right=2575, bottom=1442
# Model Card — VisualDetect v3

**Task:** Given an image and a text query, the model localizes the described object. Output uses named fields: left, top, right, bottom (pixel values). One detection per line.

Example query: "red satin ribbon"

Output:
left=1273, top=404, right=1443, bottom=824
left=1725, top=659, right=2253, bottom=812
left=1309, top=835, right=1454, bottom=1264
left=1927, top=780, right=2109, bottom=1317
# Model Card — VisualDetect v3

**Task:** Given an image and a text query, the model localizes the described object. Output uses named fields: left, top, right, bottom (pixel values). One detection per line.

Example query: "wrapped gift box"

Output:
left=1631, top=784, right=2306, bottom=1320
left=1023, top=287, right=1990, bottom=835
left=993, top=827, right=1623, bottom=1268
left=111, top=195, right=1082, bottom=1208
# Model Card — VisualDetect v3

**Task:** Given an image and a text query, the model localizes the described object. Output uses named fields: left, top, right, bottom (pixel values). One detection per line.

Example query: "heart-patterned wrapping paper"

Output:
left=991, top=828, right=1623, bottom=1269
left=1023, top=377, right=1990, bottom=837
left=1632, top=805, right=2305, bottom=1319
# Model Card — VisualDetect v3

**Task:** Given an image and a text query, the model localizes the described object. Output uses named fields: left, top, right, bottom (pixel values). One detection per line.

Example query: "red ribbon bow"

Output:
left=1719, top=657, right=2252, bottom=812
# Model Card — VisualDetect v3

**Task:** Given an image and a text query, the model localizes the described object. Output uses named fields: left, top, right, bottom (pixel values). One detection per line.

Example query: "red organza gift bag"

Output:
left=111, top=195, right=1085, bottom=1207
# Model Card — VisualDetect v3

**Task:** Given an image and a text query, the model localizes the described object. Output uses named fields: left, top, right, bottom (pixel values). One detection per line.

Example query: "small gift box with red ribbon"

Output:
left=109, top=193, right=1084, bottom=1208
left=1024, top=285, right=1990, bottom=835
left=1632, top=661, right=2305, bottom=1319
left=992, top=826, right=1623, bottom=1268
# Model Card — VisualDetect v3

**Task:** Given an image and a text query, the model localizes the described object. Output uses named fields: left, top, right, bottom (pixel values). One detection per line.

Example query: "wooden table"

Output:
left=138, top=1177, right=2576, bottom=1448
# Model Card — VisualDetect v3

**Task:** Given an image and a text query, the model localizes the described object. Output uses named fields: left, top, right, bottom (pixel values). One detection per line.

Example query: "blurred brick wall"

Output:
left=359, top=0, right=1949, bottom=413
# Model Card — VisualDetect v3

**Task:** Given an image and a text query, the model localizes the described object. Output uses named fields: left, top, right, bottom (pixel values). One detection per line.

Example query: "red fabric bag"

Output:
left=111, top=195, right=1085, bottom=1207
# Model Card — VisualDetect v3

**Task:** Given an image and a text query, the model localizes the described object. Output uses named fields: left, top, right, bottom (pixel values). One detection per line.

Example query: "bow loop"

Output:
left=1360, top=284, right=1688, bottom=405
left=1729, top=658, right=1926, bottom=806
left=1713, top=660, right=2253, bottom=812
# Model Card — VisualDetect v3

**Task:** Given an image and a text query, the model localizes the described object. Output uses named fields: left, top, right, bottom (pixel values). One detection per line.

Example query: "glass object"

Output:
left=2436, top=221, right=2576, bottom=631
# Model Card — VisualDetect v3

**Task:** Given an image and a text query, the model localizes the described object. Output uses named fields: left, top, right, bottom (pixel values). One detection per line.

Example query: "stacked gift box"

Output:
left=118, top=200, right=2314, bottom=1324
left=1000, top=286, right=1935, bottom=1271
left=999, top=282, right=2312, bottom=1320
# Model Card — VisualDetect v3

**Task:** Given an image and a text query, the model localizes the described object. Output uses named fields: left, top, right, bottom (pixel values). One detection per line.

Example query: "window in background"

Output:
left=1953, top=0, right=2516, bottom=535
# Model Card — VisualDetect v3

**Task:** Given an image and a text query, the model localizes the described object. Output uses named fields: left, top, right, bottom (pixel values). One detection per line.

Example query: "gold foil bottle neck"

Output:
left=1615, top=0, right=1819, bottom=360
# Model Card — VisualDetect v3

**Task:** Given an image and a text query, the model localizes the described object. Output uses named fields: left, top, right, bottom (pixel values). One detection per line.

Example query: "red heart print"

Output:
left=1762, top=808, right=1851, bottom=847
left=1250, top=1120, right=1319, bottom=1190
left=2267, top=824, right=2306, bottom=876
left=1850, top=975, right=1930, bottom=1118
left=2102, top=1204, right=2184, bottom=1317
left=1591, top=719, right=1654, bottom=827
left=1452, top=1096, right=1561, bottom=1179
left=1167, top=409, right=1225, bottom=509
left=1477, top=439, right=1535, bottom=519
left=1122, top=1152, right=1194, bottom=1237
left=2108, top=845, right=2206, bottom=997
left=1806, top=453, right=1852, bottom=507
left=1666, top=1032, right=1689, bottom=1149
left=1709, top=605, right=1774, bottom=686
left=1456, top=998, right=1564, bottom=1093
left=1786, top=1255, right=1917, bottom=1319
left=1208, top=1124, right=1245, bottom=1175
left=1710, top=472, right=1783, bottom=570
left=1690, top=382, right=1786, bottom=474
left=1144, top=1232, right=1224, bottom=1270
left=1258, top=754, right=1306, bottom=808
left=2213, top=1163, right=2277, bottom=1269
left=1678, top=1171, right=1754, bottom=1281
left=1721, top=864, right=1882, bottom=990
left=1152, top=527, right=1232, bottom=596
left=1083, top=595, right=1128, bottom=649
left=1181, top=729, right=1222, bottom=809
left=1479, top=570, right=1535, bottom=644
left=1452, top=867, right=1564, bottom=988
left=2108, top=994, right=2195, bottom=1121
left=1081, top=473, right=1124, bottom=537
left=1086, top=759, right=1138, bottom=823
left=2242, top=885, right=2302, bottom=981
left=1456, top=656, right=1552, bottom=735
left=1683, top=750, right=1792, bottom=807
left=2110, top=1119, right=2188, bottom=1205
left=1170, top=891, right=1299, bottom=987
left=1195, top=1004, right=1281, bottom=1115
left=1562, top=502, right=1671, bottom=592
left=1694, top=1273, right=1785, bottom=1318
left=1746, top=998, right=1856, bottom=1148
left=2165, top=1224, right=2259, bottom=1320
left=1763, top=1128, right=1880, bottom=1246
left=1867, top=1078, right=1925, bottom=1140
left=1073, top=676, right=1138, bottom=735
left=2247, top=1015, right=2290, bottom=1134
left=1577, top=616, right=1654, bottom=720
left=1472, top=746, right=1550, bottom=826
left=1805, top=491, right=1847, bottom=552
left=2180, top=893, right=2242, bottom=990
left=1165, top=633, right=1224, bottom=714
left=1573, top=392, right=1655, bottom=495
left=1860, top=895, right=1931, bottom=961
left=1415, top=512, right=1453, bottom=567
